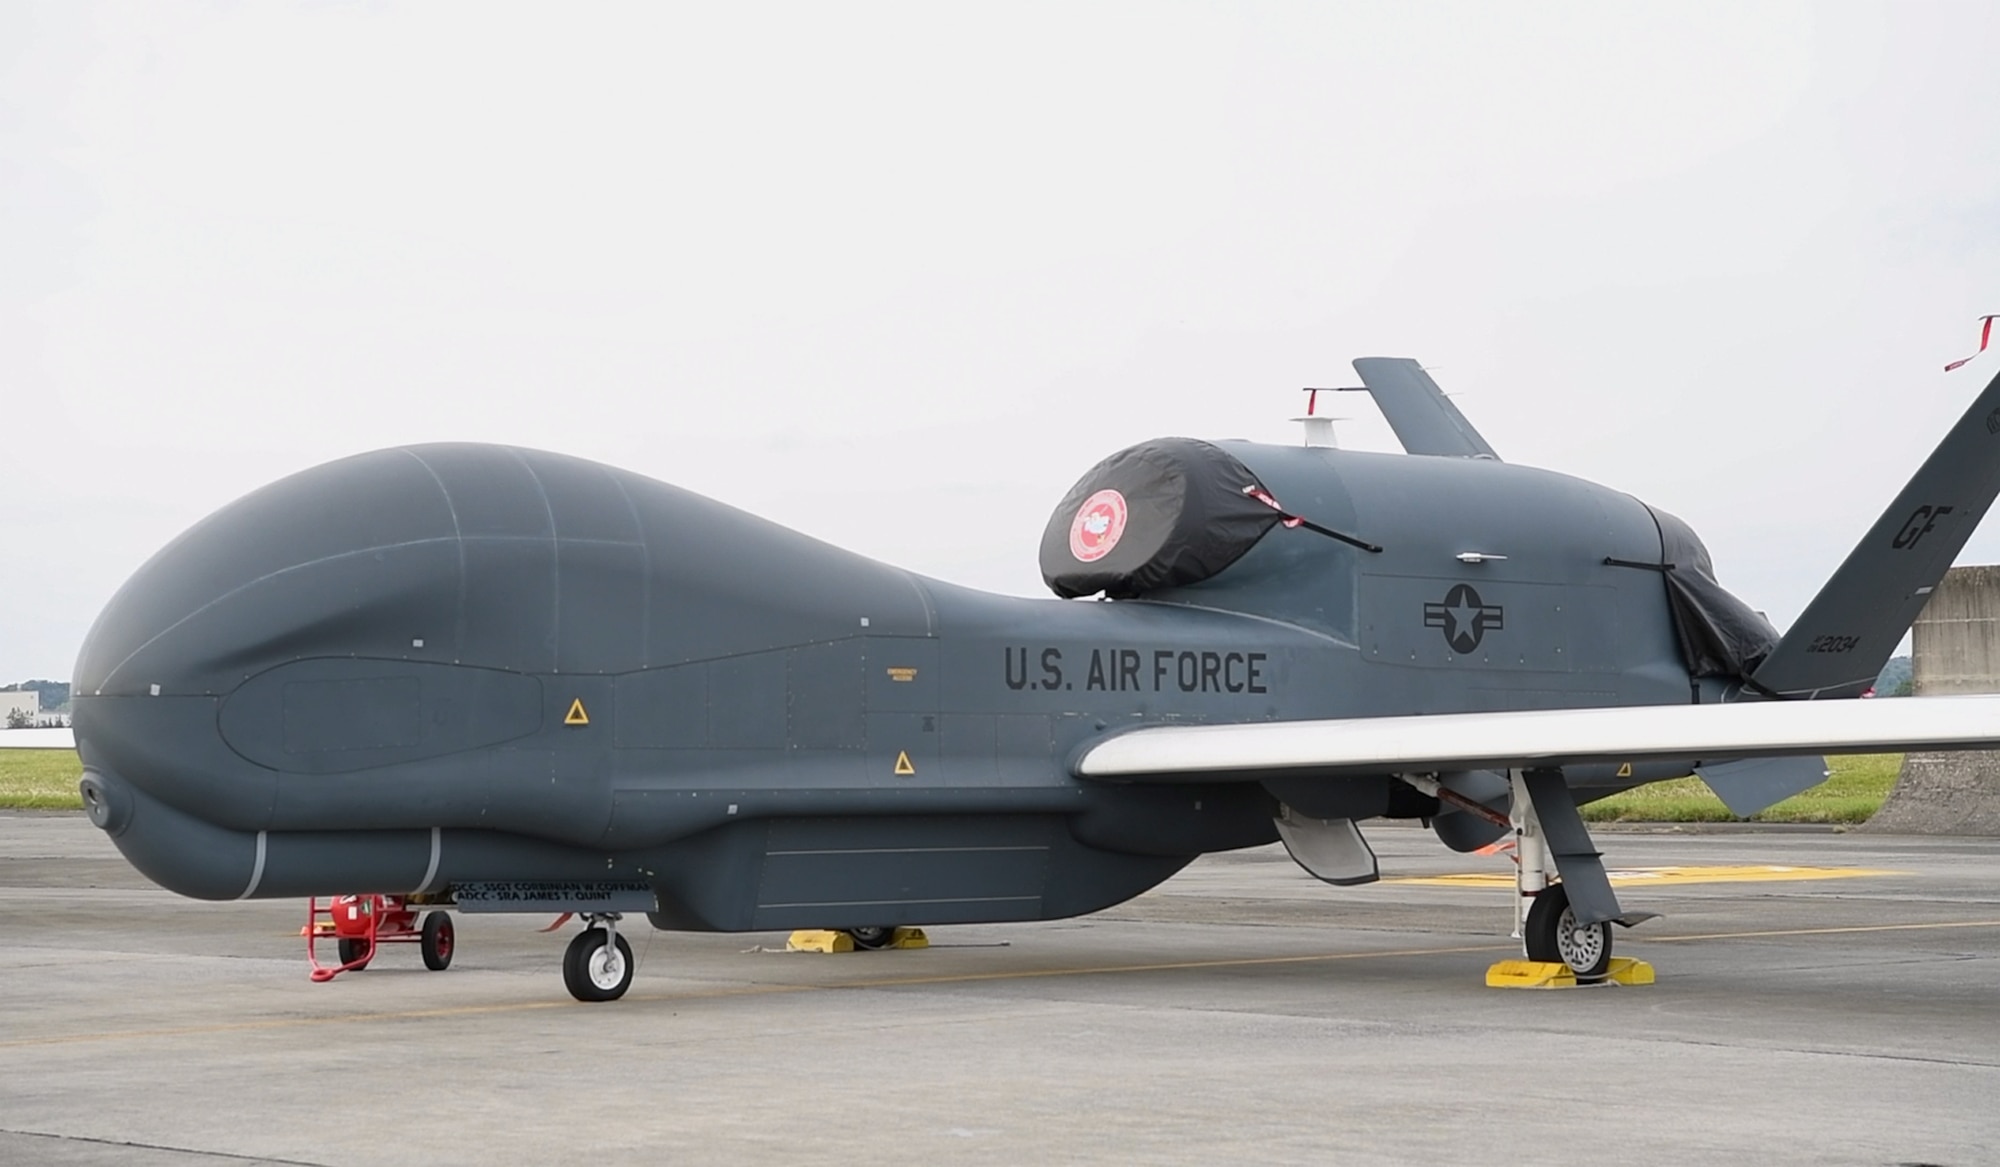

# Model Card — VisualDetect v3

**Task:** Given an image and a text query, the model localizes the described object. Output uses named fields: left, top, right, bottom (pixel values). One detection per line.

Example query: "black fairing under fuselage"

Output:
left=72, top=441, right=1713, bottom=930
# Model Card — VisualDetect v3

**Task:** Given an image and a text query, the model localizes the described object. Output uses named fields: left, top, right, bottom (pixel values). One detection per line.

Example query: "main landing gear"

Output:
left=1408, top=769, right=1654, bottom=986
left=1501, top=768, right=1652, bottom=986
left=561, top=913, right=635, bottom=1002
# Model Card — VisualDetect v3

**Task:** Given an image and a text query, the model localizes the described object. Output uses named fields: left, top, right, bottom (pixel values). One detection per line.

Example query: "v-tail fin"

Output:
left=1350, top=358, right=1500, bottom=460
left=1750, top=365, right=2000, bottom=698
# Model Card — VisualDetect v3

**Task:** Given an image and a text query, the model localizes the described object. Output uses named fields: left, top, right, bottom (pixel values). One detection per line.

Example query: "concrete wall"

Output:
left=1868, top=565, right=2000, bottom=834
left=1908, top=564, right=2000, bottom=695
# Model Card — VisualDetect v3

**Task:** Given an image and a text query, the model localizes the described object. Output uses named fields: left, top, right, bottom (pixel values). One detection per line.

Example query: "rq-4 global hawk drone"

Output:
left=71, top=359, right=2000, bottom=1000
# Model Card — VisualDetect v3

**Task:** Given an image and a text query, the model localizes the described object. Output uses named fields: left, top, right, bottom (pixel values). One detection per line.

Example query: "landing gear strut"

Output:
left=1508, top=768, right=1650, bottom=980
left=562, top=913, right=634, bottom=1002
left=1407, top=769, right=1655, bottom=988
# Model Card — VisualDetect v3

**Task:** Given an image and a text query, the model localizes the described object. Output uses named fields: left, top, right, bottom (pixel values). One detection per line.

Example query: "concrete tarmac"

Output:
left=3, top=812, right=1997, bottom=1166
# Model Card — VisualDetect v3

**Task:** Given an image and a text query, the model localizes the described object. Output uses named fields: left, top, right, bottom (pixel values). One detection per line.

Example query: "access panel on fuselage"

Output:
left=1360, top=574, right=1580, bottom=671
left=750, top=814, right=1054, bottom=929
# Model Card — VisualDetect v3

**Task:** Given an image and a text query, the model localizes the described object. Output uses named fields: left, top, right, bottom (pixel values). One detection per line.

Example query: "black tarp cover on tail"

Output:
left=1649, top=507, right=1780, bottom=679
left=1040, top=438, right=1283, bottom=599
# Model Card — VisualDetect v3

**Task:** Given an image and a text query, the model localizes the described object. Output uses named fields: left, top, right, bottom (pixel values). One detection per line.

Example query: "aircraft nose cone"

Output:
left=70, top=446, right=482, bottom=835
left=73, top=447, right=466, bottom=700
left=70, top=443, right=672, bottom=833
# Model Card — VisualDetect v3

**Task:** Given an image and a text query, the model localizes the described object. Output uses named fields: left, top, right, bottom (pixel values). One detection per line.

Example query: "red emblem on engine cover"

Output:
left=1069, top=489, right=1128, bottom=563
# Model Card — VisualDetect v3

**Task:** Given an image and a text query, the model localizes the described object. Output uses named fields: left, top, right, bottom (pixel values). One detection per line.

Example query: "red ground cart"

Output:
left=303, top=894, right=455, bottom=982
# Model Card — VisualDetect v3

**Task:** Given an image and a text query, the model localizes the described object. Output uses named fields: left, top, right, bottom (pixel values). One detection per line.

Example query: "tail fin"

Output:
left=1350, top=358, right=1500, bottom=460
left=1751, top=365, right=2000, bottom=698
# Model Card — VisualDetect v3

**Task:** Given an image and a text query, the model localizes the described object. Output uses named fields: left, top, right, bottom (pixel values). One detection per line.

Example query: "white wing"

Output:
left=1075, top=694, right=2000, bottom=781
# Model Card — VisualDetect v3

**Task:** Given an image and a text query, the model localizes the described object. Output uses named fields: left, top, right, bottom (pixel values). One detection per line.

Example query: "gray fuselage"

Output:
left=72, top=440, right=1718, bottom=932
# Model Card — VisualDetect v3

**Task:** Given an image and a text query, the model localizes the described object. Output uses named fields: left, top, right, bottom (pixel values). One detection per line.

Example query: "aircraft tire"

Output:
left=562, top=928, right=634, bottom=1002
left=337, top=937, right=372, bottom=969
left=1524, top=883, right=1612, bottom=979
left=846, top=926, right=895, bottom=951
left=420, top=911, right=454, bottom=971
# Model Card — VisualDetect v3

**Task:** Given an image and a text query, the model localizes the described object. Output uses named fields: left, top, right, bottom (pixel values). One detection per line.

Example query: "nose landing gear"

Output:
left=562, top=913, right=635, bottom=1002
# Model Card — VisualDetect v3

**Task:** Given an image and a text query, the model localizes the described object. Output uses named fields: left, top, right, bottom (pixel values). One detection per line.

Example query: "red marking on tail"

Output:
left=1945, top=315, right=1998, bottom=372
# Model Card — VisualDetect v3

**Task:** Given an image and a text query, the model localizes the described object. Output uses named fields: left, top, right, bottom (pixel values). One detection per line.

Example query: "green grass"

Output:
left=1581, top=753, right=1901, bottom=824
left=0, top=749, right=84, bottom=809
left=0, top=746, right=1905, bottom=822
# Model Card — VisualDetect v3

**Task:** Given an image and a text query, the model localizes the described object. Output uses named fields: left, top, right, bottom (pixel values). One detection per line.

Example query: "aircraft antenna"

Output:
left=1297, top=387, right=1363, bottom=449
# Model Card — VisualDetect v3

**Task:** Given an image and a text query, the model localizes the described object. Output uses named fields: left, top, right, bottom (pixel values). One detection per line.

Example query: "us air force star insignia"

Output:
left=1423, top=583, right=1505, bottom=653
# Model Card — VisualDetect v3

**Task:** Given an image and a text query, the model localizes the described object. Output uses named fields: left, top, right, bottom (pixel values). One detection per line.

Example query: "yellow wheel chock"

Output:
left=1485, top=956, right=1653, bottom=989
left=786, top=927, right=929, bottom=954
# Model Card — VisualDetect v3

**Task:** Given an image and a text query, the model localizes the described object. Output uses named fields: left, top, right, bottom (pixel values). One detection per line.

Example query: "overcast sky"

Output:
left=3, top=2, right=1997, bottom=682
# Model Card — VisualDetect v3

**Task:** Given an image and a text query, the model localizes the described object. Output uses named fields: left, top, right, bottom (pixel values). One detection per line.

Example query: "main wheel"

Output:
left=336, top=937, right=373, bottom=969
left=847, top=926, right=895, bottom=951
left=562, top=927, right=635, bottom=1002
left=1524, top=883, right=1612, bottom=979
left=420, top=911, right=455, bottom=971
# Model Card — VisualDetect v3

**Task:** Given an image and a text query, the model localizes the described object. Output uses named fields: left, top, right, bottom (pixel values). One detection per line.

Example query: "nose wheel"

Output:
left=562, top=914, right=635, bottom=1002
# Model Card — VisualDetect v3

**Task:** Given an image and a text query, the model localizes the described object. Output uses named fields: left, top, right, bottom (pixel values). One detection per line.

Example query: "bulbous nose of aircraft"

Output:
left=71, top=445, right=481, bottom=838
left=70, top=442, right=938, bottom=898
left=76, top=448, right=469, bottom=700
left=72, top=442, right=935, bottom=829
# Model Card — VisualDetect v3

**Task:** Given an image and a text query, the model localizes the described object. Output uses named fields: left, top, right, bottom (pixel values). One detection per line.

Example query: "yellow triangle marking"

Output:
left=1616, top=762, right=1633, bottom=778
left=893, top=750, right=915, bottom=776
left=564, top=698, right=590, bottom=726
